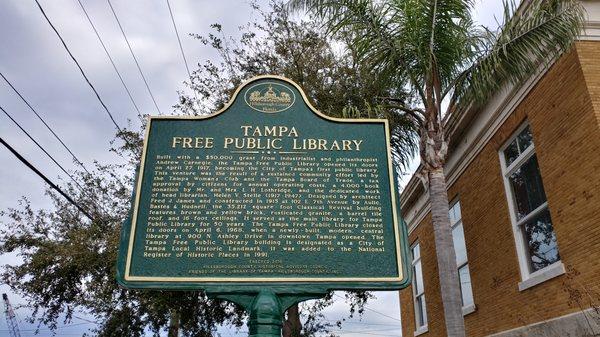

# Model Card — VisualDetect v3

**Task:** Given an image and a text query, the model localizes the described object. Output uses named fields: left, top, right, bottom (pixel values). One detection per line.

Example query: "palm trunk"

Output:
left=168, top=309, right=180, bottom=337
left=282, top=304, right=302, bottom=337
left=428, top=167, right=465, bottom=337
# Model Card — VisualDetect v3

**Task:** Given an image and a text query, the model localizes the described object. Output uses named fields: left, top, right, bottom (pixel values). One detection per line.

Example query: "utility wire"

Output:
left=0, top=136, right=93, bottom=221
left=73, top=315, right=96, bottom=324
left=165, top=0, right=197, bottom=98
left=107, top=0, right=163, bottom=115
left=0, top=71, right=91, bottom=175
left=34, top=0, right=123, bottom=132
left=1, top=105, right=86, bottom=192
left=324, top=319, right=400, bottom=327
left=333, top=294, right=401, bottom=322
left=76, top=0, right=144, bottom=123
left=0, top=321, right=93, bottom=332
left=0, top=105, right=108, bottom=217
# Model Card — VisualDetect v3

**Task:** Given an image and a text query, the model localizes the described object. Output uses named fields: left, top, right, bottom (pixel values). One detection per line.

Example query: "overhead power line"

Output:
left=73, top=315, right=96, bottom=324
left=0, top=105, right=108, bottom=217
left=1, top=105, right=86, bottom=192
left=34, top=0, right=123, bottom=132
left=1, top=108, right=110, bottom=221
left=107, top=0, right=163, bottom=115
left=0, top=71, right=91, bottom=174
left=323, top=319, right=400, bottom=327
left=76, top=0, right=144, bottom=122
left=0, top=136, right=93, bottom=221
left=0, top=321, right=93, bottom=333
left=333, top=293, right=401, bottom=322
left=166, top=0, right=196, bottom=92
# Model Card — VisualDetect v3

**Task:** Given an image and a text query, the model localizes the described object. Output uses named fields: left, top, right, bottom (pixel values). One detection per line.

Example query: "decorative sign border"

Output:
left=117, top=75, right=411, bottom=289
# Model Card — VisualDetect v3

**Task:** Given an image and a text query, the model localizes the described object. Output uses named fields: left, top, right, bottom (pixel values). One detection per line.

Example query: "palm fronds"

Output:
left=451, top=0, right=585, bottom=113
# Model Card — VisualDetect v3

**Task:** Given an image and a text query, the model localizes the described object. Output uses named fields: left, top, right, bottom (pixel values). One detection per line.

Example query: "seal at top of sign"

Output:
left=244, top=82, right=296, bottom=113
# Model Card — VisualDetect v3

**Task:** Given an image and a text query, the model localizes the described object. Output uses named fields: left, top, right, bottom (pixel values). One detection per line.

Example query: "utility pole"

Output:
left=2, top=293, right=22, bottom=337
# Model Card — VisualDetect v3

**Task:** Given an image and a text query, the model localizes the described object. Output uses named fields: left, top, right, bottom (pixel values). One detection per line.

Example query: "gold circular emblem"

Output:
left=244, top=82, right=296, bottom=113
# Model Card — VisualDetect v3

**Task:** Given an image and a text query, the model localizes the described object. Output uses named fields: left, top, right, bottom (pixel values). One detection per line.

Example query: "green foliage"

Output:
left=451, top=0, right=585, bottom=114
left=178, top=1, right=393, bottom=117
left=301, top=291, right=374, bottom=336
left=289, top=0, right=584, bottom=175
left=0, top=2, right=415, bottom=336
left=1, top=131, right=246, bottom=336
left=289, top=0, right=585, bottom=128
left=176, top=0, right=418, bottom=170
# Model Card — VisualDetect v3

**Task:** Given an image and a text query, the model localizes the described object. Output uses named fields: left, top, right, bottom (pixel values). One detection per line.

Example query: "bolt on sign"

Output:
left=116, top=75, right=410, bottom=336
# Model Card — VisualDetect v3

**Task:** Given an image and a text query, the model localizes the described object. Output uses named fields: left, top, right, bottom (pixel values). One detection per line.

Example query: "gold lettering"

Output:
left=182, top=138, right=193, bottom=148
left=264, top=126, right=277, bottom=137
left=239, top=125, right=299, bottom=138
left=241, top=125, right=252, bottom=136
left=172, top=136, right=214, bottom=149
left=235, top=138, right=245, bottom=149
left=330, top=140, right=341, bottom=151
left=278, top=126, right=288, bottom=136
left=292, top=139, right=302, bottom=150
left=172, top=137, right=182, bottom=148
left=342, top=140, right=352, bottom=151
left=318, top=139, right=327, bottom=150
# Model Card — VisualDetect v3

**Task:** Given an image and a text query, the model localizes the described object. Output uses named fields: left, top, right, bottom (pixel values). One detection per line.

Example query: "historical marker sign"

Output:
left=117, top=76, right=410, bottom=291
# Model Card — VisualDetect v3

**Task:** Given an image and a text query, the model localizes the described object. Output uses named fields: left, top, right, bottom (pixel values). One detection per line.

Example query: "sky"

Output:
left=0, top=0, right=505, bottom=336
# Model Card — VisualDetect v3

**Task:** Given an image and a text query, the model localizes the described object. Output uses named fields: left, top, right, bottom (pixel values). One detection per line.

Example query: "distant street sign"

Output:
left=117, top=75, right=410, bottom=291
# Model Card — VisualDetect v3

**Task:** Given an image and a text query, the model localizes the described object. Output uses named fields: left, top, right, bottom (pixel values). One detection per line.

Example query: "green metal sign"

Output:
left=116, top=75, right=410, bottom=336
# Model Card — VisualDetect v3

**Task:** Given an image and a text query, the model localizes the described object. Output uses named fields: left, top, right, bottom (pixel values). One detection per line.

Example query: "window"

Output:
left=411, top=243, right=427, bottom=334
left=500, top=124, right=561, bottom=282
left=449, top=201, right=474, bottom=311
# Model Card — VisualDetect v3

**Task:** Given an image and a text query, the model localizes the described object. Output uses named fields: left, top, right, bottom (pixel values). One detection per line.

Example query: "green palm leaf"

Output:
left=450, top=0, right=585, bottom=113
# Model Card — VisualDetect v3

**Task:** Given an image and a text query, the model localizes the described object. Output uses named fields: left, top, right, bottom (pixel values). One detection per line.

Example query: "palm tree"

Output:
left=289, top=0, right=584, bottom=335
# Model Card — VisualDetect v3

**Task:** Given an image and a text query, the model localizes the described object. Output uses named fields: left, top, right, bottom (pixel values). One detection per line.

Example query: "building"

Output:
left=398, top=2, right=600, bottom=336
